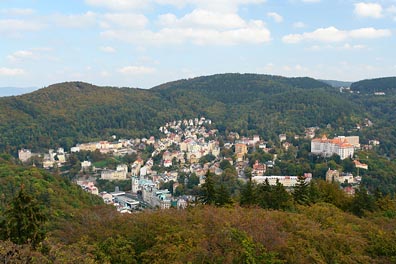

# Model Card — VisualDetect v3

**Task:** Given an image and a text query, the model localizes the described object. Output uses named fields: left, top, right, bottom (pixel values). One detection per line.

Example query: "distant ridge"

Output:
left=350, top=77, right=396, bottom=94
left=0, top=86, right=38, bottom=97
left=318, top=79, right=353, bottom=88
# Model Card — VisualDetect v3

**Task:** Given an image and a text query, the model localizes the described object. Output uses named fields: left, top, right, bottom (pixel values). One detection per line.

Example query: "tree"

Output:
left=350, top=185, right=376, bottom=217
left=199, top=171, right=217, bottom=205
left=270, top=180, right=292, bottom=210
left=240, top=179, right=257, bottom=207
left=215, top=184, right=232, bottom=207
left=293, top=175, right=310, bottom=205
left=2, top=185, right=47, bottom=248
left=187, top=173, right=200, bottom=189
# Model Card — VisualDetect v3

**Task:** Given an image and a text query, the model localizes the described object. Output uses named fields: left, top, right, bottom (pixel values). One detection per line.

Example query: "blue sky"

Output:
left=1, top=0, right=395, bottom=92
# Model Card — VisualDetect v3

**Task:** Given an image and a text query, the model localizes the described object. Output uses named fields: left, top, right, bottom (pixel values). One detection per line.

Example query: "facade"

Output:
left=252, top=173, right=312, bottom=187
left=311, top=135, right=356, bottom=160
left=235, top=143, right=248, bottom=161
left=101, top=164, right=128, bottom=180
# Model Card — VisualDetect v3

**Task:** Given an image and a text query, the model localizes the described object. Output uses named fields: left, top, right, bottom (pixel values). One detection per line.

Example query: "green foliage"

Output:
left=95, top=236, right=137, bottom=264
left=199, top=171, right=217, bottom=205
left=1, top=186, right=46, bottom=247
left=293, top=176, right=311, bottom=205
left=350, top=77, right=396, bottom=94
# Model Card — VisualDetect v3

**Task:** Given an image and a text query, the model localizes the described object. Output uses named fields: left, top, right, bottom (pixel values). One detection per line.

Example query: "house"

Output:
left=18, top=149, right=32, bottom=162
left=81, top=160, right=92, bottom=171
left=235, top=143, right=247, bottom=161
left=164, top=159, right=172, bottom=168
left=325, top=169, right=357, bottom=184
left=77, top=181, right=99, bottom=195
left=279, top=134, right=287, bottom=142
left=282, top=142, right=292, bottom=150
left=353, top=160, right=368, bottom=170
left=99, top=192, right=113, bottom=204
left=252, top=160, right=266, bottom=176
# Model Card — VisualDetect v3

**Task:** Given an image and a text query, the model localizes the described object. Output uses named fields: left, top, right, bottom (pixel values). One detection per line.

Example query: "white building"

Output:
left=311, top=135, right=356, bottom=160
left=252, top=173, right=312, bottom=187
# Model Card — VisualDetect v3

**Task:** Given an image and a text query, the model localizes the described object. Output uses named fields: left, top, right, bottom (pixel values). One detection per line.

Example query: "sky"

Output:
left=1, top=0, right=396, bottom=93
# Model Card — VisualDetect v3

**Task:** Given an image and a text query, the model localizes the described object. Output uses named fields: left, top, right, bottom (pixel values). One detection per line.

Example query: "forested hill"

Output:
left=351, top=77, right=396, bottom=94
left=0, top=73, right=395, bottom=156
left=152, top=73, right=333, bottom=103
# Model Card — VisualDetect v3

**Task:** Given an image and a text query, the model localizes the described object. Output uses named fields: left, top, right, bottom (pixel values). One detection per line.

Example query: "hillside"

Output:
left=0, top=74, right=365, bottom=153
left=2, top=201, right=396, bottom=263
left=0, top=73, right=396, bottom=157
left=350, top=77, right=396, bottom=94
left=319, top=79, right=353, bottom=88
left=0, top=155, right=104, bottom=228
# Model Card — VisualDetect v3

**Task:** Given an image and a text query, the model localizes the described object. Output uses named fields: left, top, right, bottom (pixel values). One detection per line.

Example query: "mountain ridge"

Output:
left=0, top=73, right=395, bottom=157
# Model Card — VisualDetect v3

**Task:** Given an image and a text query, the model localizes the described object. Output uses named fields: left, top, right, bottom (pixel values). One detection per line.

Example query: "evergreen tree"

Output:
left=270, top=180, right=292, bottom=210
left=2, top=185, right=47, bottom=247
left=199, top=171, right=217, bottom=205
left=215, top=184, right=232, bottom=207
left=256, top=179, right=271, bottom=209
left=240, top=179, right=257, bottom=207
left=293, top=175, right=310, bottom=205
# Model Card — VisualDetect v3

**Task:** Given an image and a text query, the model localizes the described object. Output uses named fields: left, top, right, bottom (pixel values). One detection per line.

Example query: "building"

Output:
left=18, top=149, right=32, bottom=163
left=235, top=143, right=248, bottom=161
left=326, top=169, right=360, bottom=185
left=101, top=164, right=128, bottom=180
left=311, top=135, right=356, bottom=160
left=252, top=160, right=266, bottom=176
left=252, top=173, right=312, bottom=187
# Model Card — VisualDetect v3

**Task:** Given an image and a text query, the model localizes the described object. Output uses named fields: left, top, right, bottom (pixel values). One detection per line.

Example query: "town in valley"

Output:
left=18, top=117, right=377, bottom=213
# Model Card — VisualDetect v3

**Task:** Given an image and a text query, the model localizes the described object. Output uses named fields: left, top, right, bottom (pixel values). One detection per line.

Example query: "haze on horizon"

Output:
left=1, top=0, right=396, bottom=95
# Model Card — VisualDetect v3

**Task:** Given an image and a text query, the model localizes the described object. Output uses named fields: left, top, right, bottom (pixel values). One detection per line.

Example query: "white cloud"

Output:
left=102, top=13, right=148, bottom=29
left=301, top=0, right=320, bottom=3
left=7, top=50, right=36, bottom=62
left=86, top=0, right=266, bottom=13
left=119, top=66, right=156, bottom=74
left=0, top=8, right=35, bottom=16
left=103, top=9, right=271, bottom=46
left=283, top=26, right=391, bottom=43
left=293, top=21, right=306, bottom=28
left=0, top=67, right=25, bottom=76
left=99, top=46, right=116, bottom=53
left=157, top=9, right=246, bottom=29
left=349, top=27, right=391, bottom=38
left=340, top=43, right=366, bottom=50
left=51, top=11, right=97, bottom=28
left=85, top=0, right=149, bottom=10
left=267, top=12, right=283, bottom=23
left=178, top=0, right=266, bottom=13
left=354, top=2, right=383, bottom=18
left=387, top=5, right=396, bottom=14
left=102, top=21, right=271, bottom=46
left=0, top=19, right=43, bottom=34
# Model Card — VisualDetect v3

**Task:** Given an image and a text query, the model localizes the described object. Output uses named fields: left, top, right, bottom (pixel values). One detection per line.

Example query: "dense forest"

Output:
left=1, top=73, right=395, bottom=157
left=351, top=77, right=396, bottom=94
left=1, top=157, right=396, bottom=263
